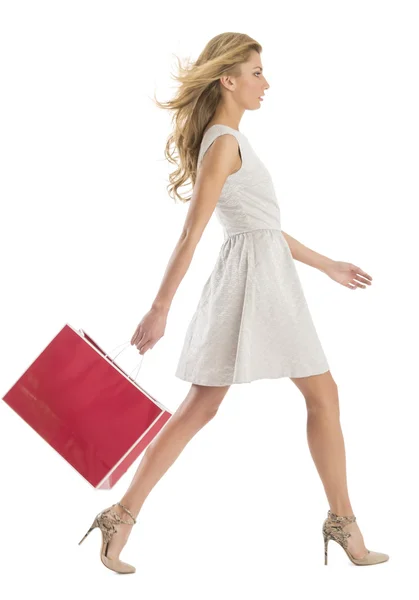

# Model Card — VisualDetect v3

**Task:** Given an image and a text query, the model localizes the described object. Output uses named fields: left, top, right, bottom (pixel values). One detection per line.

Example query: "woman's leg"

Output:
left=106, top=382, right=231, bottom=559
left=289, top=370, right=369, bottom=559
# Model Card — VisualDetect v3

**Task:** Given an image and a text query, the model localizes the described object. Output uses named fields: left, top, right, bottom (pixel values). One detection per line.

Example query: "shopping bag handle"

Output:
left=104, top=340, right=144, bottom=385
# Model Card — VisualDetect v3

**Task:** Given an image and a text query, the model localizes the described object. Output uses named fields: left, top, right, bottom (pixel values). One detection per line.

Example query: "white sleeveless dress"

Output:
left=175, top=124, right=330, bottom=386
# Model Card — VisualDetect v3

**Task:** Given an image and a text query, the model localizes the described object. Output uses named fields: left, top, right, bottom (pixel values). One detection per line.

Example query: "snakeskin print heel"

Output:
left=322, top=510, right=389, bottom=566
left=78, top=502, right=137, bottom=574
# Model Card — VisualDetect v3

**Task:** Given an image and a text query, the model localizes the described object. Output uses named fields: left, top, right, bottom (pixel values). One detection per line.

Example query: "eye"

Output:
left=254, top=72, right=262, bottom=77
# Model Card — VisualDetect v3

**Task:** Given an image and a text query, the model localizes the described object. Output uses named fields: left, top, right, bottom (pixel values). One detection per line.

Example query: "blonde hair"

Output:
left=154, top=32, right=262, bottom=204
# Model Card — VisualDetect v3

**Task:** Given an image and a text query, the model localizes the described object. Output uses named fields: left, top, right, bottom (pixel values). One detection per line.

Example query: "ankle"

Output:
left=118, top=500, right=140, bottom=521
left=329, top=504, right=354, bottom=517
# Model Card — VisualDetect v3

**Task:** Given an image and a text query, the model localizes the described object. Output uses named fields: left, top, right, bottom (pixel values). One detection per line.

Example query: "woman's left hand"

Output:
left=323, top=260, right=373, bottom=290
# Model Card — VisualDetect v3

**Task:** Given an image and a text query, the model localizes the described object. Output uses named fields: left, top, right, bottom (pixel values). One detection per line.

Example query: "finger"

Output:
left=354, top=274, right=372, bottom=285
left=131, top=327, right=142, bottom=345
left=352, top=280, right=365, bottom=289
left=352, top=265, right=373, bottom=281
left=139, top=342, right=151, bottom=355
left=346, top=282, right=357, bottom=289
left=352, top=277, right=367, bottom=288
left=131, top=335, right=141, bottom=346
left=131, top=330, right=144, bottom=348
left=136, top=333, right=147, bottom=350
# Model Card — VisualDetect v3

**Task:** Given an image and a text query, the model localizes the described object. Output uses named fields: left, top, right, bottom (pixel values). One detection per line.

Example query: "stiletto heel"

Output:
left=322, top=509, right=389, bottom=566
left=324, top=535, right=329, bottom=565
left=78, top=501, right=138, bottom=574
left=78, top=519, right=98, bottom=545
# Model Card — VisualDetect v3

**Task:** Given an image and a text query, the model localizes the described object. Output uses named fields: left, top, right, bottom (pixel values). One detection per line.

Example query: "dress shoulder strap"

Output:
left=198, top=124, right=244, bottom=170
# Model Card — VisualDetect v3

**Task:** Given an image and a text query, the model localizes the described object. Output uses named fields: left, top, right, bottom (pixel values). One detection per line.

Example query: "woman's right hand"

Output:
left=130, top=306, right=168, bottom=355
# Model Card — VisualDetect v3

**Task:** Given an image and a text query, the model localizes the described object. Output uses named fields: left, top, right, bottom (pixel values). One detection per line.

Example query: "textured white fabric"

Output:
left=175, top=124, right=329, bottom=385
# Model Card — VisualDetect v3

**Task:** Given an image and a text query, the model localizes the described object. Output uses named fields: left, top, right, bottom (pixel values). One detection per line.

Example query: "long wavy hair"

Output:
left=153, top=32, right=262, bottom=204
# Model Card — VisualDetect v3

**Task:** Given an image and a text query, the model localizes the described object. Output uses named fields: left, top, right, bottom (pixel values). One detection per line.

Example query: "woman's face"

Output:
left=234, top=51, right=270, bottom=110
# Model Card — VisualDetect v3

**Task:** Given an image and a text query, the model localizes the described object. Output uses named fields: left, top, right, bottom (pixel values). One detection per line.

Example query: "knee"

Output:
left=305, top=381, right=340, bottom=415
left=190, top=401, right=220, bottom=424
left=181, top=389, right=225, bottom=422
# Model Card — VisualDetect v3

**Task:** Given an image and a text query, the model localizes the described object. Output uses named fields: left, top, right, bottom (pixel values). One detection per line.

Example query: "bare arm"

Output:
left=281, top=230, right=334, bottom=273
left=151, top=134, right=241, bottom=315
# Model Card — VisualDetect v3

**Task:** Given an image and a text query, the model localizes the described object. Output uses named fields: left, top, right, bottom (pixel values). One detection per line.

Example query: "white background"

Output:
left=1, top=0, right=418, bottom=597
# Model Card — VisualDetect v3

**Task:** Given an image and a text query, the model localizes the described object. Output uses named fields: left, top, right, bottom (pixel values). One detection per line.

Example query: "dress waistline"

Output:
left=224, top=227, right=282, bottom=240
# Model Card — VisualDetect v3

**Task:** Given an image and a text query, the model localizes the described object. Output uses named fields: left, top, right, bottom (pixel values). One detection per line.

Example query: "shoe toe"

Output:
left=354, top=550, right=389, bottom=565
left=101, top=555, right=136, bottom=573
left=118, top=561, right=136, bottom=574
left=369, top=550, right=390, bottom=563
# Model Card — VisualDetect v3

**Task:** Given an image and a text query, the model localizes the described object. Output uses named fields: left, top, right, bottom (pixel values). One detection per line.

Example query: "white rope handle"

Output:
left=104, top=340, right=145, bottom=385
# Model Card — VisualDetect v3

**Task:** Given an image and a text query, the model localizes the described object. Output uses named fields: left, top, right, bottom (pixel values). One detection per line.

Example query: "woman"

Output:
left=79, top=32, right=389, bottom=573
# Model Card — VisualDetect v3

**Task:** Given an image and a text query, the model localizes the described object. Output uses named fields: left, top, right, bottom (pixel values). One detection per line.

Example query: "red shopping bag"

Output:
left=2, top=323, right=172, bottom=489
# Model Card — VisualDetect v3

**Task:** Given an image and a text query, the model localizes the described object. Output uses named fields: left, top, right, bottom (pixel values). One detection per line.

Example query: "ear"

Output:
left=219, top=74, right=235, bottom=91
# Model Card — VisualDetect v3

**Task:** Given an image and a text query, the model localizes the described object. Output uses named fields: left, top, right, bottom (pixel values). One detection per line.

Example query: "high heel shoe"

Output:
left=322, top=509, right=389, bottom=566
left=78, top=501, right=137, bottom=574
